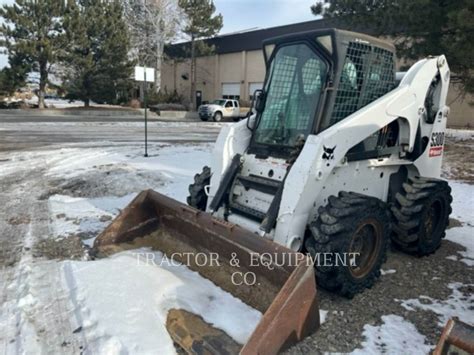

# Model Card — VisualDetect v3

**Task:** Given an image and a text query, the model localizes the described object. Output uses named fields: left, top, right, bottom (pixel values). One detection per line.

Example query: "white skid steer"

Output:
left=95, top=28, right=452, bottom=353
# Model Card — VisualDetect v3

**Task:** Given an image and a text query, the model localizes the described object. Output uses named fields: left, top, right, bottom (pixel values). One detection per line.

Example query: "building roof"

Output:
left=165, top=17, right=378, bottom=58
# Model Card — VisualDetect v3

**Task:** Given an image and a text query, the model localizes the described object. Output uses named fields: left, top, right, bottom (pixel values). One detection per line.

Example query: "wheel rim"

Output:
left=348, top=218, right=382, bottom=279
left=423, top=198, right=444, bottom=243
left=215, top=113, right=222, bottom=121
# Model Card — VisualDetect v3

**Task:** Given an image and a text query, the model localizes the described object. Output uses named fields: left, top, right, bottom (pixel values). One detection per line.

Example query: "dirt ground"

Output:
left=0, top=111, right=473, bottom=354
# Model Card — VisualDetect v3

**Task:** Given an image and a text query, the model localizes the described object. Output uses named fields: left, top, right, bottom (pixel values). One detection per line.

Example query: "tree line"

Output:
left=0, top=0, right=222, bottom=108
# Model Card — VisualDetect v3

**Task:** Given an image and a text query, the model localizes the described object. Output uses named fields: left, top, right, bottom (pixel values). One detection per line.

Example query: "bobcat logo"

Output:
left=322, top=145, right=336, bottom=160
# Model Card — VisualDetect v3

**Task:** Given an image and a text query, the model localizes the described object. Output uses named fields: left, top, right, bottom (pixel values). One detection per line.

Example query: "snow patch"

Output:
left=449, top=181, right=474, bottom=224
left=46, top=144, right=213, bottom=243
left=319, top=309, right=329, bottom=324
left=445, top=225, right=474, bottom=266
left=45, top=144, right=211, bottom=203
left=381, top=269, right=396, bottom=275
left=62, top=250, right=262, bottom=354
left=400, top=282, right=474, bottom=326
left=351, top=315, right=432, bottom=355
left=48, top=194, right=135, bottom=245
left=446, top=128, right=474, bottom=141
left=442, top=181, right=474, bottom=265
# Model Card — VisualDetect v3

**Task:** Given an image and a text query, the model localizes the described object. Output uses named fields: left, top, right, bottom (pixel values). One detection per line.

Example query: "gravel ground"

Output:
left=0, top=111, right=472, bottom=354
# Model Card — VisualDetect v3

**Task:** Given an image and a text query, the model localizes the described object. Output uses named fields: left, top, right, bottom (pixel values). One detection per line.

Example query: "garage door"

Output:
left=249, top=82, right=263, bottom=99
left=222, top=83, right=241, bottom=100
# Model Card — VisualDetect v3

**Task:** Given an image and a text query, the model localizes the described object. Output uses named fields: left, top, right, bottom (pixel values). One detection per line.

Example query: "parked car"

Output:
left=198, top=99, right=241, bottom=122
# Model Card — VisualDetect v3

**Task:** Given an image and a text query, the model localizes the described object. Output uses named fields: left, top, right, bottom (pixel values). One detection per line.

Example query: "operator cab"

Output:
left=248, top=28, right=396, bottom=159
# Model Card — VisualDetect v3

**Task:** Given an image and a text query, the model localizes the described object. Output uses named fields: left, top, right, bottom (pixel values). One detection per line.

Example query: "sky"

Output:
left=0, top=0, right=318, bottom=69
left=214, top=0, right=317, bottom=34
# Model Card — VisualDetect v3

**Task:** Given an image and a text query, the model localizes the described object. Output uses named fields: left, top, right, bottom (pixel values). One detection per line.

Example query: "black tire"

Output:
left=390, top=176, right=452, bottom=255
left=305, top=192, right=390, bottom=298
left=187, top=166, right=211, bottom=211
left=213, top=111, right=223, bottom=122
left=200, top=116, right=209, bottom=122
left=232, top=117, right=240, bottom=122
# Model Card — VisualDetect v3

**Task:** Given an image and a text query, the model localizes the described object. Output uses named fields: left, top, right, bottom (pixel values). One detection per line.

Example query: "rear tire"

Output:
left=213, top=111, right=223, bottom=122
left=305, top=192, right=390, bottom=298
left=187, top=166, right=211, bottom=211
left=390, top=176, right=452, bottom=255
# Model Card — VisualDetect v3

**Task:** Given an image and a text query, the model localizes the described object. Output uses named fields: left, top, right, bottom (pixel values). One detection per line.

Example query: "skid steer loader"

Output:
left=94, top=28, right=452, bottom=353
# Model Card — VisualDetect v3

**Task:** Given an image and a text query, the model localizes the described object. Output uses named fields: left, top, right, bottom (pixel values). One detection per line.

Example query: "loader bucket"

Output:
left=433, top=318, right=474, bottom=355
left=93, top=189, right=319, bottom=354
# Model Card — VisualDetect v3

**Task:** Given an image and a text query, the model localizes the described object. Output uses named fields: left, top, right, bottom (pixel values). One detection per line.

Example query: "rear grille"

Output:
left=330, top=42, right=395, bottom=126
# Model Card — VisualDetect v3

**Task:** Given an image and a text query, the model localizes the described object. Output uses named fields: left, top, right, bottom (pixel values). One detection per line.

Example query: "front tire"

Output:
left=187, top=166, right=211, bottom=211
left=305, top=192, right=390, bottom=298
left=213, top=111, right=223, bottom=122
left=391, top=176, right=452, bottom=255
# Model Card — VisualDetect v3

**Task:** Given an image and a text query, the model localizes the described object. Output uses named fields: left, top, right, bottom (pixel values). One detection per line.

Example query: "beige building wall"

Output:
left=161, top=56, right=216, bottom=106
left=162, top=49, right=267, bottom=106
left=162, top=46, right=473, bottom=127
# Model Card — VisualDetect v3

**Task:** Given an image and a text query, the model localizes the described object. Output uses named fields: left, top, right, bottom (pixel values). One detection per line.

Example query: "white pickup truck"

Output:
left=198, top=99, right=241, bottom=122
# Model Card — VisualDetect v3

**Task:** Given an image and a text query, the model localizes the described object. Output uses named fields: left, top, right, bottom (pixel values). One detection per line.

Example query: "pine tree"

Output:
left=311, top=0, right=474, bottom=95
left=0, top=52, right=30, bottom=96
left=63, top=0, right=133, bottom=106
left=0, top=0, right=66, bottom=108
left=178, top=0, right=223, bottom=108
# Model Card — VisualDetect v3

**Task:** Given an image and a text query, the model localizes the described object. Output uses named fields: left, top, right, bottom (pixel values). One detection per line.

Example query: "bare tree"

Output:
left=122, top=0, right=182, bottom=93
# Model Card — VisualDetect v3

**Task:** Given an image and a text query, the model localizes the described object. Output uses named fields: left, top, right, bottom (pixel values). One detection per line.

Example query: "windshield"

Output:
left=254, top=43, right=327, bottom=147
left=212, top=100, right=226, bottom=106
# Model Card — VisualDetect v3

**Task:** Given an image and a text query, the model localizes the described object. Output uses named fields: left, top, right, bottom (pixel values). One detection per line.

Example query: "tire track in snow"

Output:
left=0, top=150, right=83, bottom=354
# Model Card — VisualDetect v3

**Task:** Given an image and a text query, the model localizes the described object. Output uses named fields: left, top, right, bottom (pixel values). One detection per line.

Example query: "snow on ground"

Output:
left=25, top=96, right=109, bottom=109
left=446, top=128, right=474, bottom=140
left=44, top=144, right=212, bottom=203
left=444, top=181, right=474, bottom=266
left=351, top=315, right=432, bottom=355
left=0, top=142, right=213, bottom=246
left=445, top=226, right=474, bottom=266
left=61, top=249, right=262, bottom=353
left=400, top=282, right=474, bottom=326
left=48, top=194, right=136, bottom=246
left=319, top=310, right=329, bottom=324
